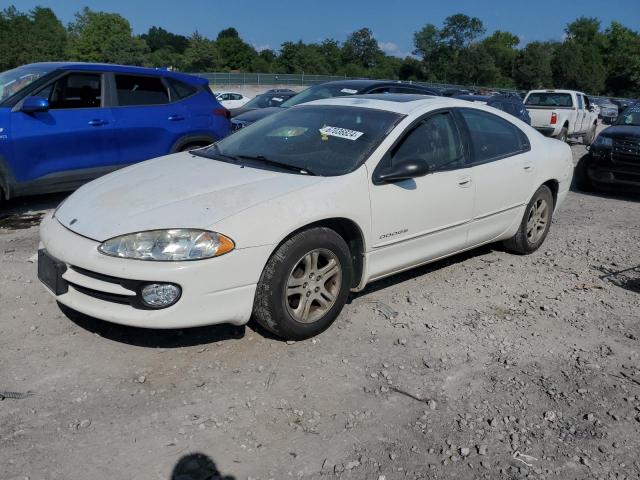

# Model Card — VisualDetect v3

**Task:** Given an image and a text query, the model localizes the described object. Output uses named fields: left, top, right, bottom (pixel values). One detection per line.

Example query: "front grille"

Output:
left=612, top=137, right=640, bottom=165
left=69, top=283, right=133, bottom=305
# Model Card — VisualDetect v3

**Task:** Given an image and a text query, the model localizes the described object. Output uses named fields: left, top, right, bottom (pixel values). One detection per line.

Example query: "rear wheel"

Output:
left=555, top=127, right=568, bottom=143
left=253, top=227, right=352, bottom=340
left=179, top=142, right=209, bottom=152
left=503, top=185, right=554, bottom=254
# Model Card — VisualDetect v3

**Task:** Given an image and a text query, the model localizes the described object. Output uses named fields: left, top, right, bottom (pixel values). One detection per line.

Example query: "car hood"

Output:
left=233, top=107, right=282, bottom=123
left=55, top=152, right=322, bottom=242
left=600, top=125, right=640, bottom=139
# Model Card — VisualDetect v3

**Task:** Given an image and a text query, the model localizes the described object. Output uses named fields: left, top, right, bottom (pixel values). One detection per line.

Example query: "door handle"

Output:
left=88, top=119, right=107, bottom=126
left=523, top=163, right=533, bottom=172
left=457, top=176, right=472, bottom=187
left=168, top=115, right=185, bottom=121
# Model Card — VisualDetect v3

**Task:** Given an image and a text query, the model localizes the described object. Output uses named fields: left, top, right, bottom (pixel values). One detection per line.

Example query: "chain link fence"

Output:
left=192, top=71, right=524, bottom=95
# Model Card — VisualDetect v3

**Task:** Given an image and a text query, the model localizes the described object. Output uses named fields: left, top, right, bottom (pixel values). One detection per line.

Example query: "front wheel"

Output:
left=253, top=227, right=352, bottom=340
left=583, top=124, right=596, bottom=145
left=503, top=185, right=554, bottom=254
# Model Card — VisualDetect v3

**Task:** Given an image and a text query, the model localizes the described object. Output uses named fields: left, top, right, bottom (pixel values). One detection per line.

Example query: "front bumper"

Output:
left=588, top=147, right=640, bottom=190
left=39, top=213, right=273, bottom=328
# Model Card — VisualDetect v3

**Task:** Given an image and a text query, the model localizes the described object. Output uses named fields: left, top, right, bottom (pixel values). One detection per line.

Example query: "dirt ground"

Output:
left=1, top=131, right=639, bottom=480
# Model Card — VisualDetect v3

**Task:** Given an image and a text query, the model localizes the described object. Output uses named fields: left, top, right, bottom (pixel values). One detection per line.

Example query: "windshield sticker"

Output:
left=319, top=126, right=364, bottom=141
left=340, top=88, right=358, bottom=94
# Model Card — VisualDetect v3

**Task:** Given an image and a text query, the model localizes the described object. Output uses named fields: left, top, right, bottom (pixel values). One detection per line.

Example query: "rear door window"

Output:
left=115, top=75, right=170, bottom=106
left=459, top=108, right=527, bottom=163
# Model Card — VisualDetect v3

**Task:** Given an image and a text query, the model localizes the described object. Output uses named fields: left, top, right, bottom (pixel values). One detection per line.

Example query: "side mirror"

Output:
left=375, top=159, right=431, bottom=184
left=21, top=96, right=49, bottom=113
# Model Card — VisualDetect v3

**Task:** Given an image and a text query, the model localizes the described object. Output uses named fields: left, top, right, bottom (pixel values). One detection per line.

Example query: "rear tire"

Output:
left=503, top=185, right=554, bottom=255
left=555, top=127, right=568, bottom=143
left=253, top=227, right=352, bottom=340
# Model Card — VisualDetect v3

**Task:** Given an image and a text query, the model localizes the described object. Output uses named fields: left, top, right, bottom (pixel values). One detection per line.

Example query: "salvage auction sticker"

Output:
left=319, top=126, right=364, bottom=141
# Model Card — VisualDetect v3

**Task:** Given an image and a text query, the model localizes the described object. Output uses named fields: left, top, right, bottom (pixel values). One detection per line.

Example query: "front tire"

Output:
left=253, top=227, right=352, bottom=340
left=503, top=185, right=554, bottom=254
left=582, top=124, right=596, bottom=145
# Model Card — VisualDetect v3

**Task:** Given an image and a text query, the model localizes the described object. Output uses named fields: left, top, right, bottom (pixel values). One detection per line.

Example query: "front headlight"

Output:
left=593, top=135, right=613, bottom=148
left=98, top=229, right=235, bottom=261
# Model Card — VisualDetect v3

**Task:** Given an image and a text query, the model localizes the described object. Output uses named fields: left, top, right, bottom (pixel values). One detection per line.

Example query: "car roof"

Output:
left=527, top=89, right=585, bottom=95
left=303, top=94, right=465, bottom=115
left=317, top=79, right=435, bottom=91
left=27, top=62, right=207, bottom=85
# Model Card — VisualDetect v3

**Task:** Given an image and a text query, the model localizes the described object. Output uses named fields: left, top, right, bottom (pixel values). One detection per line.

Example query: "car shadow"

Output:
left=59, top=303, right=247, bottom=348
left=0, top=192, right=68, bottom=230
left=170, top=452, right=236, bottom=480
left=597, top=265, right=640, bottom=294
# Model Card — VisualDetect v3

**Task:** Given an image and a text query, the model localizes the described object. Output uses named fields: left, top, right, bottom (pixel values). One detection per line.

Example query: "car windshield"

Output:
left=616, top=106, right=640, bottom=126
left=198, top=105, right=403, bottom=176
left=525, top=92, right=573, bottom=107
left=243, top=93, right=289, bottom=109
left=0, top=64, right=55, bottom=102
left=280, top=84, right=363, bottom=108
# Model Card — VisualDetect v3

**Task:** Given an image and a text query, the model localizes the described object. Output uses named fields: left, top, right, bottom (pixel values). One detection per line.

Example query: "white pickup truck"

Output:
left=524, top=89, right=599, bottom=144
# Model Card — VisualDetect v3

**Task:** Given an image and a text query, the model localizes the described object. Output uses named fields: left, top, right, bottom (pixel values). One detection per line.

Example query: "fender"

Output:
left=170, top=134, right=217, bottom=153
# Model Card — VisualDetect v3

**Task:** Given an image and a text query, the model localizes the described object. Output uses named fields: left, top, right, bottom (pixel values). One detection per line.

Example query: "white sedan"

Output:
left=38, top=95, right=574, bottom=339
left=215, top=91, right=250, bottom=109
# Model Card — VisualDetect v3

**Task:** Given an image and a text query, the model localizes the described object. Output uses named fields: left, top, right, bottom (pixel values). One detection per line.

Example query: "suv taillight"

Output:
left=550, top=112, right=557, bottom=124
left=213, top=107, right=230, bottom=120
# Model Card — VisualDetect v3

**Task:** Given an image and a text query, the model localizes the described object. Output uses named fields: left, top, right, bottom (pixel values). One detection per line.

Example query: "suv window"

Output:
left=576, top=94, right=584, bottom=110
left=391, top=112, right=464, bottom=171
left=115, top=75, right=169, bottom=106
left=167, top=78, right=197, bottom=100
left=459, top=108, right=526, bottom=163
left=39, top=73, right=102, bottom=109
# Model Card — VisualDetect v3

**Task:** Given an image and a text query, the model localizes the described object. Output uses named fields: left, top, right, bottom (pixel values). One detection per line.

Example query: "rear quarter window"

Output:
left=167, top=78, right=197, bottom=100
left=115, top=74, right=170, bottom=106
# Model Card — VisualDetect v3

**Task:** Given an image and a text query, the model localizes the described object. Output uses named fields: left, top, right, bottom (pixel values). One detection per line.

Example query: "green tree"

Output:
left=67, top=7, right=148, bottom=65
left=342, top=28, right=383, bottom=68
left=182, top=31, right=220, bottom=72
left=552, top=17, right=606, bottom=93
left=215, top=28, right=258, bottom=71
left=513, top=41, right=556, bottom=90
left=141, top=26, right=188, bottom=54
left=481, top=30, right=519, bottom=86
left=440, top=13, right=484, bottom=49
left=603, top=22, right=640, bottom=96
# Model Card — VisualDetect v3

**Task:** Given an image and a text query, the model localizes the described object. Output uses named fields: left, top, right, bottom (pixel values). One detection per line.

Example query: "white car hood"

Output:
left=55, top=152, right=322, bottom=242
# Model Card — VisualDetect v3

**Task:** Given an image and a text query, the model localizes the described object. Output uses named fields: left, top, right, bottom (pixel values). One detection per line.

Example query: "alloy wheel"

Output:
left=285, top=248, right=342, bottom=324
left=526, top=198, right=549, bottom=244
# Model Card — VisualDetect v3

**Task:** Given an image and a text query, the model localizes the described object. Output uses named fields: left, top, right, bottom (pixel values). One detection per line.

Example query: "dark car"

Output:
left=593, top=98, right=619, bottom=124
left=0, top=62, right=230, bottom=200
left=229, top=91, right=297, bottom=118
left=453, top=94, right=531, bottom=125
left=575, top=103, right=640, bottom=192
left=265, top=88, right=296, bottom=94
left=230, top=80, right=440, bottom=131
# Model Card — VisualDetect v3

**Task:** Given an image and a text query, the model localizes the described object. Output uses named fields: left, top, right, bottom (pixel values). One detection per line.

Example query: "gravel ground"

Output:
left=1, top=132, right=639, bottom=480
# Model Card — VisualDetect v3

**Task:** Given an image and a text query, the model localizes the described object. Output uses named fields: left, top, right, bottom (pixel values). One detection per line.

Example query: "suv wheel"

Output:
left=253, top=227, right=352, bottom=340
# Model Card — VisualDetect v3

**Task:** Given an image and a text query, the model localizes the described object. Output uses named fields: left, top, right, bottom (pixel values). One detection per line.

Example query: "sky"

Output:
left=5, top=0, right=640, bottom=57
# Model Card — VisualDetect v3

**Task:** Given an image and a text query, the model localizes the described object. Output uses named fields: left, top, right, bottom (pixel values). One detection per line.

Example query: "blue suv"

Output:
left=0, top=62, right=230, bottom=200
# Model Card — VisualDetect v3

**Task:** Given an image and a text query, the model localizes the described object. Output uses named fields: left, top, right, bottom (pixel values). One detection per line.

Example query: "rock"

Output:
left=460, top=447, right=470, bottom=457
left=136, top=375, right=146, bottom=384
left=344, top=460, right=360, bottom=470
left=79, top=419, right=91, bottom=429
left=543, top=411, right=557, bottom=422
left=477, top=444, right=488, bottom=455
left=428, top=399, right=437, bottom=410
